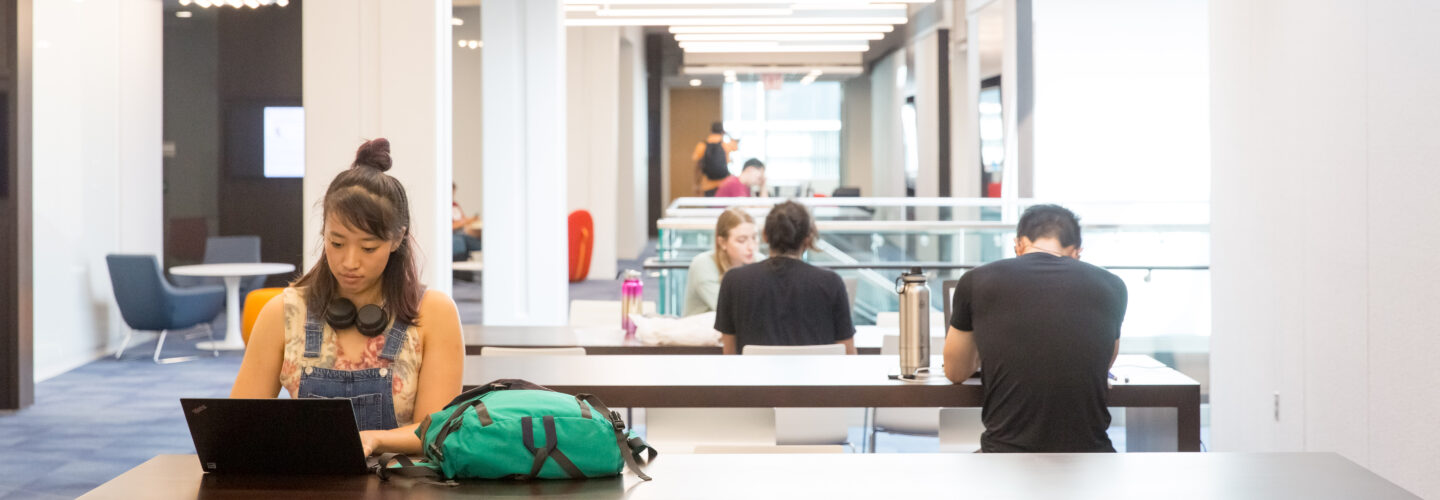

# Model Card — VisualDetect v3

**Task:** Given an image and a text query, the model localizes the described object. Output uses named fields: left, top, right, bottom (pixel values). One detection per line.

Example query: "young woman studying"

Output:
left=230, top=138, right=465, bottom=457
left=683, top=207, right=758, bottom=316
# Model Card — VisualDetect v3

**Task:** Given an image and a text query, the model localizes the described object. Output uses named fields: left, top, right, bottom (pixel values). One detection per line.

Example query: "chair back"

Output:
left=205, top=235, right=261, bottom=265
left=569, top=299, right=656, bottom=328
left=106, top=254, right=171, bottom=331
left=206, top=235, right=266, bottom=290
left=242, top=287, right=285, bottom=345
left=480, top=347, right=588, bottom=357
left=741, top=344, right=846, bottom=355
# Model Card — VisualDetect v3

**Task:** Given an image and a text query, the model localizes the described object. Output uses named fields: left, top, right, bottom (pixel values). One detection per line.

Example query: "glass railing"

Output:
left=651, top=197, right=1210, bottom=341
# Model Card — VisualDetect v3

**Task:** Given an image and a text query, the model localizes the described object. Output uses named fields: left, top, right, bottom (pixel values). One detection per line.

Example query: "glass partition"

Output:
left=651, top=198, right=1209, bottom=343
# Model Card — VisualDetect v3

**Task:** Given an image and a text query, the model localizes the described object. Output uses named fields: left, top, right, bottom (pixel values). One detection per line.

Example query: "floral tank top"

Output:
left=277, top=287, right=424, bottom=427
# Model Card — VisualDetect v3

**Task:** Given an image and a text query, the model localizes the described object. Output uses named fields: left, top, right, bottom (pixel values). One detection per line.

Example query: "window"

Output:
left=722, top=81, right=842, bottom=195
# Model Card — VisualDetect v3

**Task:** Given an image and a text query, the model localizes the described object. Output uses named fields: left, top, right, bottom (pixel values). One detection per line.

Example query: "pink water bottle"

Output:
left=620, top=270, right=643, bottom=338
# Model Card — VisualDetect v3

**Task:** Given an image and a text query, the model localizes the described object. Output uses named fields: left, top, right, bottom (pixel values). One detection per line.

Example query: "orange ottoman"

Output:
left=242, top=287, right=285, bottom=345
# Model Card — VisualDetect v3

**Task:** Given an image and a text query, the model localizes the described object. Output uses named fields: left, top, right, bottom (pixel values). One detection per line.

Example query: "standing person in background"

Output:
left=451, top=183, right=482, bottom=262
left=714, top=201, right=855, bottom=354
left=715, top=159, right=767, bottom=198
left=684, top=207, right=758, bottom=315
left=693, top=121, right=738, bottom=197
left=943, top=204, right=1127, bottom=453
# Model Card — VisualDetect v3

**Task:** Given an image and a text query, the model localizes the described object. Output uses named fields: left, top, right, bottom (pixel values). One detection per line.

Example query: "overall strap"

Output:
left=303, top=311, right=324, bottom=358
left=379, top=320, right=410, bottom=362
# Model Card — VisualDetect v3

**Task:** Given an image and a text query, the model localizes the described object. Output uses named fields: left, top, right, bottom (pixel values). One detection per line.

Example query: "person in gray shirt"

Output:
left=683, top=207, right=757, bottom=315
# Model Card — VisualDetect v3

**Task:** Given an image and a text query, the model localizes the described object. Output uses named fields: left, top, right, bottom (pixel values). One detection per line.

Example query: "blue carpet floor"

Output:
left=0, top=333, right=244, bottom=499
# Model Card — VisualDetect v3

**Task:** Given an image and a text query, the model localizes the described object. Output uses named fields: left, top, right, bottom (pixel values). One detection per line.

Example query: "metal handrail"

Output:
left=643, top=258, right=1209, bottom=272
left=656, top=218, right=1210, bottom=232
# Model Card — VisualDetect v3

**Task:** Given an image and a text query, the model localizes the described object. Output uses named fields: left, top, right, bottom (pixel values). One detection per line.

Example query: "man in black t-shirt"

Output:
left=943, top=205, right=1127, bottom=453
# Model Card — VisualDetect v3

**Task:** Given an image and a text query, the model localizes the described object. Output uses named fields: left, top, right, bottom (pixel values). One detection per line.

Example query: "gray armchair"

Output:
left=106, top=254, right=226, bottom=364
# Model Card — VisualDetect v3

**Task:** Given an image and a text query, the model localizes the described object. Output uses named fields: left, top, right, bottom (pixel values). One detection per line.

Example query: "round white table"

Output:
left=170, top=262, right=296, bottom=351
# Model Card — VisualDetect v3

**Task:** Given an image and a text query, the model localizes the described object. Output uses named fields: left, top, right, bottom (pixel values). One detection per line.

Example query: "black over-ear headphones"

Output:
left=325, top=298, right=389, bottom=337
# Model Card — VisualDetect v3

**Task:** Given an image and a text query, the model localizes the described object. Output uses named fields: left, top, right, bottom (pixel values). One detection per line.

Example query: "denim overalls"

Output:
left=295, top=312, right=412, bottom=431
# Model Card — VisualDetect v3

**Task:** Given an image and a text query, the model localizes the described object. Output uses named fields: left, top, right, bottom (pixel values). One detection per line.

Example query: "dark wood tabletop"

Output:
left=461, top=354, right=1203, bottom=451
left=80, top=452, right=1419, bottom=500
left=463, top=325, right=938, bottom=355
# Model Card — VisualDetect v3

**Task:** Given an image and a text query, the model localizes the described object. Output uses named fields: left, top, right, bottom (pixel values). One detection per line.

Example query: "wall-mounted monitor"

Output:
left=263, top=106, right=304, bottom=178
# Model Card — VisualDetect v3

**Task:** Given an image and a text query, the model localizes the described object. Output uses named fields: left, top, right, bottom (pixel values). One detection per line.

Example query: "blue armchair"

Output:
left=106, top=254, right=226, bottom=364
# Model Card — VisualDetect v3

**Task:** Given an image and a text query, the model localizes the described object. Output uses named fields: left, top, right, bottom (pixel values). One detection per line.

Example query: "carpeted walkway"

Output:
left=0, top=333, right=243, bottom=499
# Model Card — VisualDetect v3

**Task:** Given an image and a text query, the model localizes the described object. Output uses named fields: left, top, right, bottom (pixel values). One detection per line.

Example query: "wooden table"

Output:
left=462, top=354, right=1204, bottom=451
left=463, top=325, right=940, bottom=355
left=80, top=452, right=1420, bottom=499
left=170, top=262, right=296, bottom=351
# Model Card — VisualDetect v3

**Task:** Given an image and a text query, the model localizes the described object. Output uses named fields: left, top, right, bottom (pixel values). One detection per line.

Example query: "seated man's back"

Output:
left=952, top=250, right=1127, bottom=452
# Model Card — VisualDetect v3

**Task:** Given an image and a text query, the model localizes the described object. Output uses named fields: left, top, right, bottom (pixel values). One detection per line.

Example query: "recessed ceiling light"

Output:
left=175, top=10, right=193, bottom=18
left=452, top=17, right=464, bottom=26
left=689, top=79, right=702, bottom=86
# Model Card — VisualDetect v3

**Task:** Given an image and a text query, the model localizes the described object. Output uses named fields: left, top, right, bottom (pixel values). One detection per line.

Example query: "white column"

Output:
left=566, top=26, right=619, bottom=280
left=482, top=0, right=568, bottom=325
left=303, top=0, right=453, bottom=296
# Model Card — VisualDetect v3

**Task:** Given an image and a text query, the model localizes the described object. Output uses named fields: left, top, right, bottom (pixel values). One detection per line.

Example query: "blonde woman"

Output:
left=683, top=207, right=757, bottom=315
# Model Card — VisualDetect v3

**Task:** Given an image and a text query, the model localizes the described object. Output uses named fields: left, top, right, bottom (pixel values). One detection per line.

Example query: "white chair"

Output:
left=742, top=344, right=858, bottom=447
left=938, top=408, right=984, bottom=452
left=479, top=347, right=587, bottom=356
left=643, top=408, right=777, bottom=454
left=693, top=444, right=845, bottom=454
left=868, top=334, right=977, bottom=452
left=568, top=299, right=657, bottom=328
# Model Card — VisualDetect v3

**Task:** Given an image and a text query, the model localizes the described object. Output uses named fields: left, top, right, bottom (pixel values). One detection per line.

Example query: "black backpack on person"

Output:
left=699, top=141, right=730, bottom=181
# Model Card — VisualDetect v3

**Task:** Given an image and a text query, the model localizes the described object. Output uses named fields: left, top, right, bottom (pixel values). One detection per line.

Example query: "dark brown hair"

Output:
left=293, top=138, right=424, bottom=327
left=763, top=200, right=817, bottom=257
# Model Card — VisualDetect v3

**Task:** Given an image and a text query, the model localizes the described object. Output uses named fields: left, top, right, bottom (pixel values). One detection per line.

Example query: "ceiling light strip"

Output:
left=566, top=16, right=907, bottom=26
left=669, top=24, right=894, bottom=33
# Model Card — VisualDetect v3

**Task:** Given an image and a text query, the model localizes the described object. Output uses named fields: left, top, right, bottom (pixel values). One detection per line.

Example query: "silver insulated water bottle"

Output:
left=896, top=267, right=930, bottom=379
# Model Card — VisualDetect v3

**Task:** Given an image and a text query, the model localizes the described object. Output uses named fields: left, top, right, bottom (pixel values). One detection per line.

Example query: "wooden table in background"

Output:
left=462, top=354, right=1204, bottom=452
left=463, top=325, right=940, bottom=355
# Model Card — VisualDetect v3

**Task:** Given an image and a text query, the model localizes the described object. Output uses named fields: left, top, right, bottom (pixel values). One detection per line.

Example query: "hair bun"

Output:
left=354, top=138, right=393, bottom=172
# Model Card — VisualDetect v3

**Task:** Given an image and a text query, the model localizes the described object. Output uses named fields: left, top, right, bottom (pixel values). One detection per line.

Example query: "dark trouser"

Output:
left=453, top=231, right=482, bottom=261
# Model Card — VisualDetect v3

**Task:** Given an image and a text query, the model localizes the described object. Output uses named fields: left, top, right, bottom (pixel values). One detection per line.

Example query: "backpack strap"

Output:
left=577, top=394, right=656, bottom=481
left=374, top=453, right=456, bottom=487
left=521, top=416, right=585, bottom=479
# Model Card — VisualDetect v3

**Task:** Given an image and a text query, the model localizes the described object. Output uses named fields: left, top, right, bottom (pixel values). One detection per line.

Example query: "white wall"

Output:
left=1211, top=1, right=1440, bottom=497
left=616, top=27, right=648, bottom=261
left=1031, top=0, right=1210, bottom=203
left=840, top=76, right=872, bottom=192
left=452, top=5, right=483, bottom=219
left=912, top=31, right=942, bottom=200
left=32, top=0, right=163, bottom=380
left=565, top=26, right=620, bottom=280
left=868, top=50, right=907, bottom=198
left=303, top=0, right=452, bottom=296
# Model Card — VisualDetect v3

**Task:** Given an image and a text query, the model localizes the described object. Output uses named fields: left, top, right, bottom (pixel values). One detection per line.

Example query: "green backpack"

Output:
left=377, top=379, right=656, bottom=483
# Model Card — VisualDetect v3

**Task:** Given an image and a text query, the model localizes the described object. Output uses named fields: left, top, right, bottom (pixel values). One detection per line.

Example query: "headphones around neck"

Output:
left=325, top=298, right=389, bottom=337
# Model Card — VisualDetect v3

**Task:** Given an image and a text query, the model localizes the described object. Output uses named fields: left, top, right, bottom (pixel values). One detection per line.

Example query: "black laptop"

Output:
left=180, top=398, right=371, bottom=475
